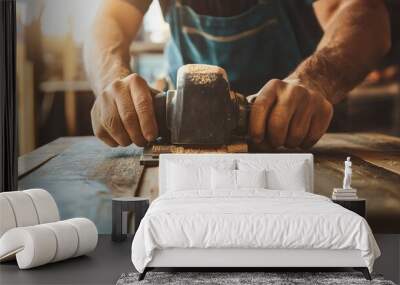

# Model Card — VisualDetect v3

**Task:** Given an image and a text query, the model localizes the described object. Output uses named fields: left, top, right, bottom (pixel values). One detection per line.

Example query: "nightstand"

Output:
left=112, top=197, right=149, bottom=242
left=332, top=199, right=366, bottom=218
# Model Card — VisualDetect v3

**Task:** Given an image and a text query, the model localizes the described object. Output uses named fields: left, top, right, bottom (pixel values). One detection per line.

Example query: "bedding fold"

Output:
left=131, top=190, right=380, bottom=273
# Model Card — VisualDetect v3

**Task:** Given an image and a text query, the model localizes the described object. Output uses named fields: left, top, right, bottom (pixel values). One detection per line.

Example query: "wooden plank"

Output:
left=350, top=82, right=399, bottom=97
left=17, top=42, right=35, bottom=155
left=19, top=138, right=144, bottom=234
left=63, top=32, right=78, bottom=136
left=313, top=133, right=400, bottom=153
left=351, top=151, right=400, bottom=176
left=18, top=133, right=400, bottom=234
left=40, top=80, right=91, bottom=93
left=141, top=143, right=248, bottom=166
left=314, top=154, right=400, bottom=233
left=312, top=133, right=400, bottom=176
left=312, top=133, right=400, bottom=231
left=130, top=41, right=165, bottom=55
left=18, top=136, right=87, bottom=178
left=152, top=143, right=248, bottom=154
left=137, top=167, right=159, bottom=202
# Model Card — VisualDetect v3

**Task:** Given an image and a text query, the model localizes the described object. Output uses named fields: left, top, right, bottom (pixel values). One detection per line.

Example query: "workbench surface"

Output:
left=18, top=133, right=400, bottom=234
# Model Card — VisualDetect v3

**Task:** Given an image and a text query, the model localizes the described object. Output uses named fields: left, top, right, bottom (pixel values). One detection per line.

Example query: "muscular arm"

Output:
left=290, top=0, right=391, bottom=104
left=250, top=0, right=391, bottom=149
left=84, top=0, right=158, bottom=147
left=84, top=0, right=142, bottom=96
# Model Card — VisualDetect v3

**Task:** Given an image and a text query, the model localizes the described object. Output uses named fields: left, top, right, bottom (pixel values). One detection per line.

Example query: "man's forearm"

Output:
left=84, top=16, right=131, bottom=96
left=288, top=0, right=391, bottom=104
left=84, top=0, right=144, bottom=96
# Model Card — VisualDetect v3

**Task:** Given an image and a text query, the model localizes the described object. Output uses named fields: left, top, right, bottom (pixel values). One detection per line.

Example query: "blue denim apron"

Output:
left=165, top=0, right=319, bottom=94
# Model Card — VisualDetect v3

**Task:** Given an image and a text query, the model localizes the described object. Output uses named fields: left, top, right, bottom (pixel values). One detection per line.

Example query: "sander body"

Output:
left=153, top=64, right=251, bottom=146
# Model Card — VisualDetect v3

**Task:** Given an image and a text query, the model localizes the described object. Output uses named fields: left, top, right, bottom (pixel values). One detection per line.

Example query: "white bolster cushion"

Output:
left=0, top=218, right=98, bottom=269
left=0, top=191, right=39, bottom=227
left=0, top=189, right=59, bottom=237
left=42, top=221, right=79, bottom=262
left=0, top=196, right=17, bottom=237
left=23, top=189, right=60, bottom=224
left=0, top=226, right=57, bottom=268
left=64, top=218, right=98, bottom=257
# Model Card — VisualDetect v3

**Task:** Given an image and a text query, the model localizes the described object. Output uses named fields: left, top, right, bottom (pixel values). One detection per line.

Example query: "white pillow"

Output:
left=238, top=160, right=308, bottom=191
left=267, top=167, right=306, bottom=191
left=167, top=160, right=235, bottom=191
left=211, top=168, right=236, bottom=190
left=167, top=163, right=209, bottom=191
left=211, top=169, right=267, bottom=190
left=236, top=169, right=267, bottom=189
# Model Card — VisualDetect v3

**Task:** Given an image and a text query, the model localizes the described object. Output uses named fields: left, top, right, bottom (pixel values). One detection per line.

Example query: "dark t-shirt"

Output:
left=124, top=0, right=322, bottom=59
left=124, top=0, right=400, bottom=66
left=124, top=0, right=259, bottom=18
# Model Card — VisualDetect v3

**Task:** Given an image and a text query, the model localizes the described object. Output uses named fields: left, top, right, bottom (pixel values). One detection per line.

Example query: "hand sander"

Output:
left=152, top=64, right=252, bottom=146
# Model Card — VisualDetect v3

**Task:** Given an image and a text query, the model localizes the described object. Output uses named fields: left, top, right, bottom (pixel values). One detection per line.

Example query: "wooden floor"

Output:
left=18, top=133, right=400, bottom=234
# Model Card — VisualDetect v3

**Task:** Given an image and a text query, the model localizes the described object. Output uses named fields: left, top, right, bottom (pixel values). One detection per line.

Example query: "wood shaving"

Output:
left=177, top=64, right=228, bottom=85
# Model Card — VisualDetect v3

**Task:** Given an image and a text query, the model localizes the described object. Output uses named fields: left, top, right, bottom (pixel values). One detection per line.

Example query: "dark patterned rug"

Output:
left=116, top=272, right=395, bottom=285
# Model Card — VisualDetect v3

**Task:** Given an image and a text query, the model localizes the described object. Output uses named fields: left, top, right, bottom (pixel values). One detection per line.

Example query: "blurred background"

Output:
left=16, top=0, right=400, bottom=155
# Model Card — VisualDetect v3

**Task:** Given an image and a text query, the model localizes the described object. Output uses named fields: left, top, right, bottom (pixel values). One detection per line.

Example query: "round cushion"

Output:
left=0, top=226, right=57, bottom=269
left=1, top=192, right=39, bottom=227
left=24, top=189, right=59, bottom=223
left=0, top=196, right=17, bottom=237
left=0, top=218, right=97, bottom=269
left=65, top=218, right=98, bottom=257
left=43, top=221, right=78, bottom=262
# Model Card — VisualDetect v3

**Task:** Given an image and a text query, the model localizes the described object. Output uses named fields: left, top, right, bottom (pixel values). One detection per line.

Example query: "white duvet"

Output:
left=131, top=190, right=380, bottom=273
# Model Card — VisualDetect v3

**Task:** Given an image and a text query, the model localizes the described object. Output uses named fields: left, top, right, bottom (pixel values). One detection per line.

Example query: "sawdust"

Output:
left=189, top=73, right=219, bottom=85
left=178, top=64, right=228, bottom=85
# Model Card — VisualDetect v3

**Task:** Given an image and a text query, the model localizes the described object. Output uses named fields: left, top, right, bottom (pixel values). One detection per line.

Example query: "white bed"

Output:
left=131, top=154, right=380, bottom=280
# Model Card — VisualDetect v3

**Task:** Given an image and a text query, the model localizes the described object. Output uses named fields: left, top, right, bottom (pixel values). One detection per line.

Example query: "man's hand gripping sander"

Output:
left=152, top=64, right=252, bottom=146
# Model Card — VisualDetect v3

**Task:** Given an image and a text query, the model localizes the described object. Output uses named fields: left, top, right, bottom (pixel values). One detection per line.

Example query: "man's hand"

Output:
left=91, top=74, right=158, bottom=147
left=249, top=79, right=333, bottom=149
left=248, top=0, right=390, bottom=150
